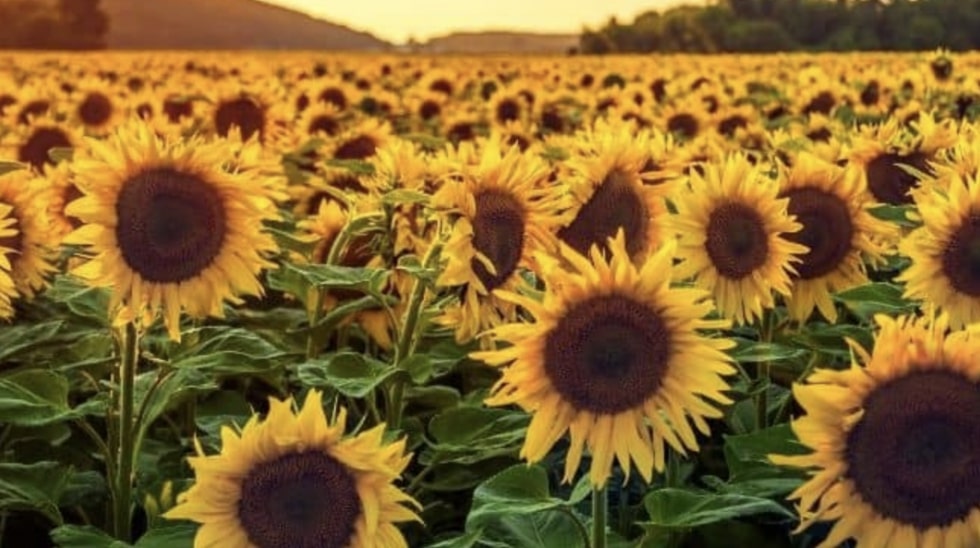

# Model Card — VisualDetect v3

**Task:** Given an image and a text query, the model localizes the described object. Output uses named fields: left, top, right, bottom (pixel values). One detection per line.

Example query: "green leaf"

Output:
left=134, top=523, right=197, bottom=547
left=642, top=488, right=793, bottom=528
left=382, top=189, right=430, bottom=206
left=724, top=424, right=809, bottom=478
left=135, top=368, right=218, bottom=448
left=194, top=390, right=253, bottom=438
left=731, top=339, right=808, bottom=363
left=50, top=524, right=130, bottom=547
left=269, top=262, right=389, bottom=301
left=0, top=370, right=79, bottom=426
left=834, top=282, right=916, bottom=320
left=479, top=511, right=588, bottom=548
left=403, top=353, right=434, bottom=384
left=0, top=461, right=73, bottom=525
left=426, top=407, right=528, bottom=464
left=49, top=147, right=74, bottom=164
left=171, top=327, right=288, bottom=374
left=466, top=465, right=565, bottom=531
left=424, top=530, right=483, bottom=548
left=0, top=161, right=25, bottom=175
left=296, top=352, right=395, bottom=398
left=0, top=321, right=66, bottom=362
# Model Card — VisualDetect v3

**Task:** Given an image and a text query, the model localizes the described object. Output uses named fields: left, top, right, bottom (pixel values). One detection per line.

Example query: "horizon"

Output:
left=257, top=0, right=704, bottom=43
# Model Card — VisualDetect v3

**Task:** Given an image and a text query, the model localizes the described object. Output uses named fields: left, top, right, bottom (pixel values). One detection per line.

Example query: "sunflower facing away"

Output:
left=670, top=154, right=807, bottom=326
left=0, top=168, right=60, bottom=301
left=770, top=314, right=980, bottom=548
left=899, top=172, right=980, bottom=329
left=434, top=140, right=564, bottom=344
left=472, top=231, right=736, bottom=488
left=165, top=390, right=420, bottom=548
left=64, top=122, right=280, bottom=340
left=0, top=202, right=22, bottom=319
left=781, top=153, right=895, bottom=323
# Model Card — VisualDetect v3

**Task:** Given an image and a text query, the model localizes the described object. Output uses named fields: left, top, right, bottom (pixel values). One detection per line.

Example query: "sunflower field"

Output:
left=0, top=49, right=977, bottom=548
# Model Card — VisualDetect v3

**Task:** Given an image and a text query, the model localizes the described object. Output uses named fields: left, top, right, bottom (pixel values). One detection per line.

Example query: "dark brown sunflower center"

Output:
left=163, top=97, right=192, bottom=123
left=558, top=170, right=648, bottom=259
left=319, top=88, right=347, bottom=110
left=717, top=115, right=747, bottom=137
left=470, top=189, right=525, bottom=292
left=215, top=97, right=265, bottom=141
left=941, top=213, right=980, bottom=296
left=803, top=91, right=835, bottom=115
left=540, top=109, right=565, bottom=133
left=704, top=202, right=769, bottom=279
left=448, top=122, right=475, bottom=143
left=308, top=115, right=339, bottom=137
left=420, top=100, right=441, bottom=120
left=17, top=100, right=49, bottom=125
left=78, top=92, right=113, bottom=126
left=238, top=450, right=362, bottom=548
left=430, top=79, right=453, bottom=96
left=333, top=135, right=378, bottom=160
left=0, top=94, right=16, bottom=116
left=496, top=99, right=520, bottom=124
left=860, top=81, right=880, bottom=106
left=667, top=113, right=699, bottom=139
left=865, top=151, right=930, bottom=205
left=18, top=127, right=71, bottom=171
left=115, top=167, right=227, bottom=283
left=805, top=127, right=832, bottom=143
left=844, top=370, right=980, bottom=528
left=781, top=187, right=854, bottom=280
left=544, top=294, right=670, bottom=414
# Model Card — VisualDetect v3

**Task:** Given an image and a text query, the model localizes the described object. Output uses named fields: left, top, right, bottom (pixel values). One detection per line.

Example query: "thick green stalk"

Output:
left=112, top=322, right=138, bottom=542
left=591, top=486, right=607, bottom=548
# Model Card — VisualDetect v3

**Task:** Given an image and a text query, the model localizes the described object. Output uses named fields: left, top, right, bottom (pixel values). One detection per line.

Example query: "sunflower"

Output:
left=0, top=202, right=22, bottom=319
left=670, top=154, right=806, bottom=326
left=63, top=122, right=280, bottom=340
left=164, top=390, right=420, bottom=548
left=472, top=231, right=735, bottom=488
left=780, top=153, right=895, bottom=323
left=848, top=112, right=957, bottom=205
left=72, top=77, right=122, bottom=135
left=770, top=314, right=980, bottom=548
left=208, top=83, right=288, bottom=144
left=0, top=113, right=80, bottom=173
left=433, top=140, right=563, bottom=344
left=557, top=123, right=671, bottom=263
left=897, top=172, right=980, bottom=329
left=0, top=168, right=60, bottom=300
left=329, top=118, right=392, bottom=162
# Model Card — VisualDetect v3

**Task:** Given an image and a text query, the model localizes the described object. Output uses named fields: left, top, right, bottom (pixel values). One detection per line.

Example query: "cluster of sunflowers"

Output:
left=0, top=49, right=977, bottom=548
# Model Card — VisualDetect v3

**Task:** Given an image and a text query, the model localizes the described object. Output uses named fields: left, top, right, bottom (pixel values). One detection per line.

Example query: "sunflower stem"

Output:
left=305, top=288, right=326, bottom=360
left=112, top=321, right=138, bottom=542
left=591, top=486, right=607, bottom=548
left=389, top=240, right=442, bottom=429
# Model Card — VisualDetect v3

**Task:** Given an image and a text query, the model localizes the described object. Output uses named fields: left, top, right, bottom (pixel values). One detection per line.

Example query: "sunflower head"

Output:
left=473, top=230, right=736, bottom=488
left=671, top=153, right=806, bottom=325
left=165, top=390, right=420, bottom=548
left=771, top=314, right=980, bottom=548
left=779, top=153, right=896, bottom=323
left=64, top=121, right=280, bottom=340
left=433, top=140, right=563, bottom=344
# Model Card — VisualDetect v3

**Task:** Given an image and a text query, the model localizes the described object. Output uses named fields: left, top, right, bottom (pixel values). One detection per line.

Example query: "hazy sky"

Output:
left=259, top=0, right=700, bottom=43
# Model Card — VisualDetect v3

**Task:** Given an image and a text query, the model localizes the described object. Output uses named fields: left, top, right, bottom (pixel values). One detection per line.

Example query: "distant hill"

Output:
left=418, top=32, right=579, bottom=54
left=102, top=0, right=390, bottom=50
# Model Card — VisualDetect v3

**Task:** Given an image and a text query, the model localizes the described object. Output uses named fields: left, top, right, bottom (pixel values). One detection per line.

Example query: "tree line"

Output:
left=0, top=0, right=108, bottom=50
left=579, top=0, right=980, bottom=54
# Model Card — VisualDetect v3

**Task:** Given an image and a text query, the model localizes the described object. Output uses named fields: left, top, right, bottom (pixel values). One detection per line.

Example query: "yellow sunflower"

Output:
left=771, top=314, right=980, bottom=548
left=0, top=201, right=22, bottom=319
left=0, top=168, right=59, bottom=300
left=848, top=112, right=957, bottom=205
left=0, top=113, right=80, bottom=173
left=898, top=172, right=980, bottom=329
left=780, top=153, right=895, bottom=323
left=164, top=390, right=420, bottom=548
left=63, top=122, right=280, bottom=340
left=558, top=123, right=671, bottom=263
left=433, top=140, right=563, bottom=345
left=472, top=231, right=736, bottom=488
left=671, top=154, right=807, bottom=326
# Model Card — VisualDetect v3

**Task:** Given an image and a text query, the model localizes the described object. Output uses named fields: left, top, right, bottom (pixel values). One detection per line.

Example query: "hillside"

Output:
left=102, top=0, right=390, bottom=50
left=419, top=32, right=579, bottom=54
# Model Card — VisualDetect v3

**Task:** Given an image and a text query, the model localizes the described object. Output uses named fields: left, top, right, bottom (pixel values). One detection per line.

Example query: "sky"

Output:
left=259, top=0, right=700, bottom=44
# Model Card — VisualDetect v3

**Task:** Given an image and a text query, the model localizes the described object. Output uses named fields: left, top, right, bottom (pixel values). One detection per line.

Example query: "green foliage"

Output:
left=579, top=0, right=980, bottom=53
